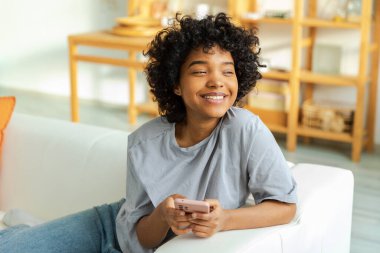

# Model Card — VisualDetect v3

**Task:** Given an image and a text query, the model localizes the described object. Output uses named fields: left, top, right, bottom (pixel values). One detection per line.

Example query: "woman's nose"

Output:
left=206, top=75, right=224, bottom=88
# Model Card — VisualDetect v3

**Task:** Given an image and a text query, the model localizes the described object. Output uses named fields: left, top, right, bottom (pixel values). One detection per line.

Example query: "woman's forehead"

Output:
left=184, top=46, right=233, bottom=64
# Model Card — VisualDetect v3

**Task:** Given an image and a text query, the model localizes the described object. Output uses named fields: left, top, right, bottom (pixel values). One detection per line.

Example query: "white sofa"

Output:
left=0, top=113, right=354, bottom=252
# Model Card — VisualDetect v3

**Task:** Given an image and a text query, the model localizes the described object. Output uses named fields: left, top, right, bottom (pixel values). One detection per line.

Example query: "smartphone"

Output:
left=174, top=198, right=210, bottom=214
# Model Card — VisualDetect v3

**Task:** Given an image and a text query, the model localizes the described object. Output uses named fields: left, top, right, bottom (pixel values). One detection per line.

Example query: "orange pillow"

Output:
left=0, top=96, right=16, bottom=156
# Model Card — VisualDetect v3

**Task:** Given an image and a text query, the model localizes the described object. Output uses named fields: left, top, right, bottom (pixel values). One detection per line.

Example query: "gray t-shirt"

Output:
left=116, top=107, right=297, bottom=253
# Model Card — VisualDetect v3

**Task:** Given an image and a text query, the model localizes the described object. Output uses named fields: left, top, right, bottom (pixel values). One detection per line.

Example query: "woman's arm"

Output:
left=136, top=194, right=193, bottom=249
left=135, top=205, right=170, bottom=249
left=222, top=200, right=296, bottom=230
left=189, top=200, right=296, bottom=238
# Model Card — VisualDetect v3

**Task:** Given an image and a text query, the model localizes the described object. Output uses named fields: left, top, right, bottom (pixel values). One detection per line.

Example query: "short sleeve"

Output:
left=116, top=153, right=155, bottom=253
left=247, top=119, right=297, bottom=205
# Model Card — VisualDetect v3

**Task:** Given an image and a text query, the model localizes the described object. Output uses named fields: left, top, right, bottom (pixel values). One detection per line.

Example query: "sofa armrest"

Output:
left=156, top=223, right=297, bottom=253
left=156, top=164, right=354, bottom=253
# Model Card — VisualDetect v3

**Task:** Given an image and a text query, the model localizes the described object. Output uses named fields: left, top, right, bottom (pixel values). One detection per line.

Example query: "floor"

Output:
left=1, top=87, right=380, bottom=253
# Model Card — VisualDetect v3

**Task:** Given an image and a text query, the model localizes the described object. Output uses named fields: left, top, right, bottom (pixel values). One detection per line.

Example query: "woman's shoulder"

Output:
left=128, top=116, right=172, bottom=149
left=222, top=107, right=271, bottom=139
left=224, top=107, right=261, bottom=128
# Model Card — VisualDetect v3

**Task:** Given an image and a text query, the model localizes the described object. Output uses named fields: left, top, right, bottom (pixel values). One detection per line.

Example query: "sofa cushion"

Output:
left=0, top=113, right=129, bottom=221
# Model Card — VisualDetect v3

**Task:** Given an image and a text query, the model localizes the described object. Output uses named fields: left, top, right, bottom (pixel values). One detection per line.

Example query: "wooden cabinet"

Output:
left=236, top=0, right=379, bottom=162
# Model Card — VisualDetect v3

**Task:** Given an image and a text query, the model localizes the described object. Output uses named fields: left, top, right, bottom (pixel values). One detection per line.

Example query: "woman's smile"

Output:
left=200, top=92, right=227, bottom=104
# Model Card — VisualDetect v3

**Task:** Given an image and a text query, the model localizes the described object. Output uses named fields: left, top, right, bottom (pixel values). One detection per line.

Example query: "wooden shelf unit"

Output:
left=299, top=70, right=359, bottom=86
left=240, top=17, right=294, bottom=25
left=301, top=18, right=361, bottom=29
left=262, top=71, right=291, bottom=80
left=238, top=0, right=379, bottom=162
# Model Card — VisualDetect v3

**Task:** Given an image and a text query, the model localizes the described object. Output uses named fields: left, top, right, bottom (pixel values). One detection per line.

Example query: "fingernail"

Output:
left=192, top=213, right=196, bottom=218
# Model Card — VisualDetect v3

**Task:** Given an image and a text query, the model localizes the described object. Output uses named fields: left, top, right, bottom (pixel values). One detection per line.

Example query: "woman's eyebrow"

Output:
left=188, top=60, right=207, bottom=68
left=187, top=61, right=234, bottom=68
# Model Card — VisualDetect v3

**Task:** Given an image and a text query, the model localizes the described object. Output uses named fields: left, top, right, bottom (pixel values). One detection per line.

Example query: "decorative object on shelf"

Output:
left=334, top=0, right=350, bottom=21
left=319, top=0, right=348, bottom=21
left=346, top=0, right=362, bottom=22
left=247, top=80, right=289, bottom=126
left=320, top=0, right=361, bottom=22
left=248, top=80, right=290, bottom=111
left=112, top=16, right=162, bottom=37
left=242, top=12, right=263, bottom=20
left=264, top=10, right=291, bottom=19
left=113, top=0, right=170, bottom=36
left=312, top=44, right=342, bottom=75
left=302, top=99, right=354, bottom=133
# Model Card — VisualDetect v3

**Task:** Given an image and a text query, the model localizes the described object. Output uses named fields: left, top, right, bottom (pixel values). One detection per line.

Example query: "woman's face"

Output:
left=175, top=46, right=238, bottom=123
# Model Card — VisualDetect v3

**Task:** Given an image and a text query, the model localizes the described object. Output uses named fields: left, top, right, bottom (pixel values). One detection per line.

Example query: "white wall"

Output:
left=0, top=0, right=146, bottom=105
left=0, top=0, right=379, bottom=144
left=0, top=0, right=227, bottom=105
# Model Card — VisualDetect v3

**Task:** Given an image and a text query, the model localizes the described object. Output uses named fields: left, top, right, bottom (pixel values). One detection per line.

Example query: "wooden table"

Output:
left=68, top=31, right=157, bottom=124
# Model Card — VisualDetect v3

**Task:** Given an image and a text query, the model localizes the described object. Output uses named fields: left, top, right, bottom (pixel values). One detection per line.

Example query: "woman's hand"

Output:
left=158, top=194, right=193, bottom=236
left=189, top=199, right=227, bottom=238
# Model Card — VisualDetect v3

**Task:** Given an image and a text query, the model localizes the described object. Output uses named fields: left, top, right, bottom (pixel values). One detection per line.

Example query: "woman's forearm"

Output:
left=136, top=206, right=170, bottom=249
left=136, top=200, right=296, bottom=248
left=222, top=201, right=296, bottom=231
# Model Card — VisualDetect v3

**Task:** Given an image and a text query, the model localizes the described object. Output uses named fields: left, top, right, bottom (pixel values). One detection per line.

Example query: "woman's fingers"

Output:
left=172, top=226, right=192, bottom=235
left=190, top=218, right=213, bottom=227
left=165, top=194, right=187, bottom=209
left=171, top=220, right=192, bottom=235
left=164, top=197, right=223, bottom=238
left=191, top=224, right=214, bottom=238
left=177, top=221, right=191, bottom=228
left=191, top=212, right=211, bottom=220
left=192, top=231, right=210, bottom=238
left=188, top=199, right=224, bottom=238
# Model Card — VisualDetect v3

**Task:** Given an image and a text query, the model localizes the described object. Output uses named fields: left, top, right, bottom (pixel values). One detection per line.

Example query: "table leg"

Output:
left=69, top=40, right=79, bottom=122
left=128, top=51, right=137, bottom=125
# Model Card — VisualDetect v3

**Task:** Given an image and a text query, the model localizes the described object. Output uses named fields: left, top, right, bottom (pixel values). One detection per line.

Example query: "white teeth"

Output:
left=203, top=96, right=223, bottom=100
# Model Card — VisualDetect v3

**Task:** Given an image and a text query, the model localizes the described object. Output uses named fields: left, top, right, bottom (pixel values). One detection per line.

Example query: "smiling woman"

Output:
left=144, top=13, right=263, bottom=124
left=124, top=13, right=297, bottom=253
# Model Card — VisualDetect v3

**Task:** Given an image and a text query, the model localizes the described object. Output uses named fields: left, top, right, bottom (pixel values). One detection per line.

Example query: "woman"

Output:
left=0, top=13, right=296, bottom=253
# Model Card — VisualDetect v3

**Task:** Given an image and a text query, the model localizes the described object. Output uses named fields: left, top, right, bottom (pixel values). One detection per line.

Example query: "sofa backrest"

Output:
left=0, top=114, right=129, bottom=221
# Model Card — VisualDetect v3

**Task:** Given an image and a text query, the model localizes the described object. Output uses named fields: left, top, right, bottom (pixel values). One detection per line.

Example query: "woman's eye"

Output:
left=224, top=71, right=234, bottom=76
left=192, top=71, right=207, bottom=75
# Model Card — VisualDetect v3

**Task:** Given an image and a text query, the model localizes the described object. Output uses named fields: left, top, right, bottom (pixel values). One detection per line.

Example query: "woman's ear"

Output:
left=174, top=86, right=181, bottom=96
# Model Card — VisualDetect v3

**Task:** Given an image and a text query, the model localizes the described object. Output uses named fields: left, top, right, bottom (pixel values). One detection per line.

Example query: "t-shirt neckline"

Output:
left=171, top=118, right=223, bottom=152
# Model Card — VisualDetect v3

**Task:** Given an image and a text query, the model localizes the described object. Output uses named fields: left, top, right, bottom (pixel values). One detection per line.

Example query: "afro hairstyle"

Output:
left=144, top=12, right=263, bottom=123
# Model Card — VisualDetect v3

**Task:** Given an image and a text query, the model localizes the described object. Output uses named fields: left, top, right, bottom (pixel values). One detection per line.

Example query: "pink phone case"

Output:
left=174, top=198, right=210, bottom=213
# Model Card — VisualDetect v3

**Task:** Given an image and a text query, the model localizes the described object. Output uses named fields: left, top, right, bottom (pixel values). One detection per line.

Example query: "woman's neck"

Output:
left=175, top=117, right=220, bottom=148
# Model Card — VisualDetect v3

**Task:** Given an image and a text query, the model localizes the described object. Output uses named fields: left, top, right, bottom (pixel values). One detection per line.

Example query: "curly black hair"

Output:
left=144, top=13, right=262, bottom=123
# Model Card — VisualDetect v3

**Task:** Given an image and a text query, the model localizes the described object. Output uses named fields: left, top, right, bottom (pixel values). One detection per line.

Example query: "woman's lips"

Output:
left=200, top=92, right=227, bottom=103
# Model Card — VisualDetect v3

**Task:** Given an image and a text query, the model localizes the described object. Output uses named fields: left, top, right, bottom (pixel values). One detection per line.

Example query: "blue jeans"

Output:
left=0, top=199, right=125, bottom=253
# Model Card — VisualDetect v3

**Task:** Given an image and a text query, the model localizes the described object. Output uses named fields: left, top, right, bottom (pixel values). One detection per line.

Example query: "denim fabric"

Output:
left=0, top=199, right=125, bottom=253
